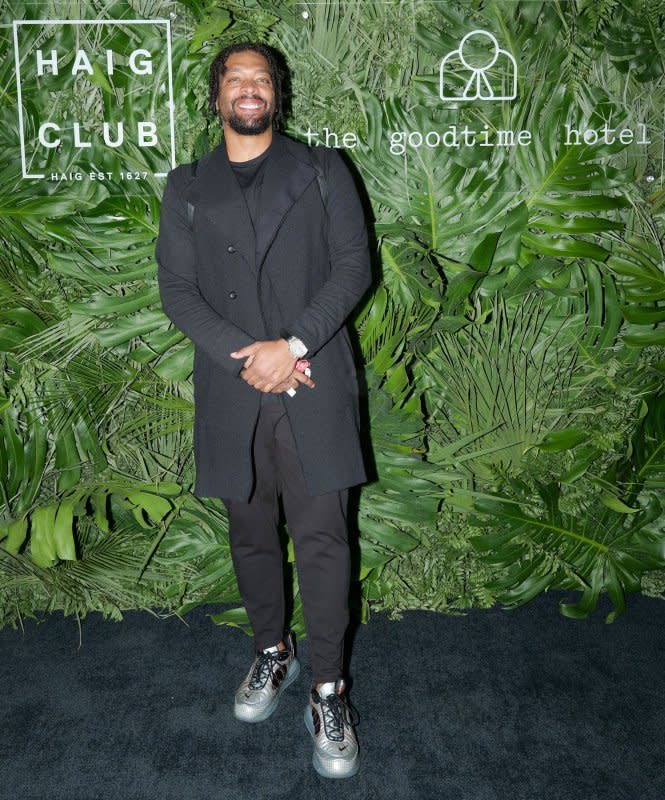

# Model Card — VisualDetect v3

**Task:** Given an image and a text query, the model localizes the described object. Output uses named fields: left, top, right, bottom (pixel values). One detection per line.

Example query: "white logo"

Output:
left=12, top=18, right=176, bottom=182
left=439, top=29, right=517, bottom=102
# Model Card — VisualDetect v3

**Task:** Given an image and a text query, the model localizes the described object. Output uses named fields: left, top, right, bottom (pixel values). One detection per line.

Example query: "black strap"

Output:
left=308, top=145, right=327, bottom=211
left=187, top=159, right=199, bottom=227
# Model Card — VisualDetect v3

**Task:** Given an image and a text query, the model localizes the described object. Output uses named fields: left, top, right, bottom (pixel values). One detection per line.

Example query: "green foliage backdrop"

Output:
left=2, top=0, right=665, bottom=634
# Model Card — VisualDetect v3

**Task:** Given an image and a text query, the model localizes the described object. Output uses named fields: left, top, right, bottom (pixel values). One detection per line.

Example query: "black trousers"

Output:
left=223, top=398, right=350, bottom=684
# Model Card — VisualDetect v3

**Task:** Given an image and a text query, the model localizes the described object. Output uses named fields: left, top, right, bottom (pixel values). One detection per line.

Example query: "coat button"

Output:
left=228, top=291, right=237, bottom=300
left=227, top=245, right=236, bottom=253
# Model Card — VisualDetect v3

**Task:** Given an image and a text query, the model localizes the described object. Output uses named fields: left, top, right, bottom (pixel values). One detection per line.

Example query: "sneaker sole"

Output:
left=303, top=705, right=360, bottom=779
left=233, top=657, right=300, bottom=723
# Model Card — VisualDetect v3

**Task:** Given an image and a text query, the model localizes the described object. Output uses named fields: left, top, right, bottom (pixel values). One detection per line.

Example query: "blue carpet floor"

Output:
left=1, top=590, right=663, bottom=800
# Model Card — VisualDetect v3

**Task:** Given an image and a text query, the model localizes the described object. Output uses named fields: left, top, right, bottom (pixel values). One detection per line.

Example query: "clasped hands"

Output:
left=230, top=339, right=315, bottom=394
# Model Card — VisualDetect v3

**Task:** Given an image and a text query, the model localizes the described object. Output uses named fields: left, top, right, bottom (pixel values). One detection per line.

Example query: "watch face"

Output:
left=288, top=337, right=307, bottom=358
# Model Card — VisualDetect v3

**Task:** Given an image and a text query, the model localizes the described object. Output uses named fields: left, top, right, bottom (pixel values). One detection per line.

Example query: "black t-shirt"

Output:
left=229, top=144, right=271, bottom=230
left=229, top=142, right=284, bottom=405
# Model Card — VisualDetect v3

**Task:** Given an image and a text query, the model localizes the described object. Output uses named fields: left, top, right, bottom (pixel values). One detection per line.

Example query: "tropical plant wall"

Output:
left=2, top=0, right=665, bottom=634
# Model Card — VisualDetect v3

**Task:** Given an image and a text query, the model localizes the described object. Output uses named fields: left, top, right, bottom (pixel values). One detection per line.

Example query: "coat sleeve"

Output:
left=155, top=168, right=254, bottom=377
left=288, top=148, right=372, bottom=355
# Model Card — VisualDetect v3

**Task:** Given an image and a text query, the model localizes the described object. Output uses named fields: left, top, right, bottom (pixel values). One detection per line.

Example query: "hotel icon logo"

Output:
left=439, top=29, right=517, bottom=102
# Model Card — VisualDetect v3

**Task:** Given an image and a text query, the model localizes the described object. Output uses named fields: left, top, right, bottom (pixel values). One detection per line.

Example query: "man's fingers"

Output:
left=230, top=342, right=259, bottom=359
left=240, top=365, right=312, bottom=393
left=270, top=379, right=293, bottom=393
left=239, top=369, right=262, bottom=390
left=292, top=371, right=315, bottom=389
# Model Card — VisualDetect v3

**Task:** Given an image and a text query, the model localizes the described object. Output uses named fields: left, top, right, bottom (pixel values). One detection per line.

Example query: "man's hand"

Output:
left=230, top=340, right=314, bottom=393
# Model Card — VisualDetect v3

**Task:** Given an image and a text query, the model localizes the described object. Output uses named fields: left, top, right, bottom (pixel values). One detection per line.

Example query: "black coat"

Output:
left=155, top=133, right=372, bottom=500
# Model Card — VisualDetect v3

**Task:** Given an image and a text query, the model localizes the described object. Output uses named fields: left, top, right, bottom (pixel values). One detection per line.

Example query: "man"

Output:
left=155, top=42, right=371, bottom=779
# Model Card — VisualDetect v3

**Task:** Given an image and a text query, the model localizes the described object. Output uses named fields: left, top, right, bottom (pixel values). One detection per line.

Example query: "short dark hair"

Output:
left=207, top=42, right=285, bottom=130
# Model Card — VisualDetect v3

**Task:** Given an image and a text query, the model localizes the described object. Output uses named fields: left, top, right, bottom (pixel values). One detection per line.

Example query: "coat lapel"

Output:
left=188, top=141, right=256, bottom=270
left=185, top=134, right=318, bottom=273
left=255, top=133, right=318, bottom=268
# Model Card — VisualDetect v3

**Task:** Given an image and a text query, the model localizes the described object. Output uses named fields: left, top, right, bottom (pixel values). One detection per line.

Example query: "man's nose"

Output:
left=239, top=76, right=260, bottom=91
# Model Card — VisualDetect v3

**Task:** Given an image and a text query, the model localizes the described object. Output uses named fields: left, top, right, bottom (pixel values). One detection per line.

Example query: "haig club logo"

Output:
left=12, top=18, right=175, bottom=187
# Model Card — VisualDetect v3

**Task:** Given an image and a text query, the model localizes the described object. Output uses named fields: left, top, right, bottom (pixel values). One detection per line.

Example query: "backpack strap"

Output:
left=308, top=146, right=329, bottom=249
left=186, top=159, right=199, bottom=228
left=308, top=145, right=327, bottom=211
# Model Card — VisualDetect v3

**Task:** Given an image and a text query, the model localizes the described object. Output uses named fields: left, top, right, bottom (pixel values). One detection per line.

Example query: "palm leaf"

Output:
left=422, top=294, right=578, bottom=483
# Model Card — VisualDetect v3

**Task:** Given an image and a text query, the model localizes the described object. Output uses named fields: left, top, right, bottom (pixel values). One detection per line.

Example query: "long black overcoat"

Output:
left=155, top=133, right=372, bottom=501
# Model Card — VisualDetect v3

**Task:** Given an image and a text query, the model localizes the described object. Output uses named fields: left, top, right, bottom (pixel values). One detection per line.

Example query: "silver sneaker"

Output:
left=234, top=630, right=300, bottom=723
left=304, top=678, right=360, bottom=778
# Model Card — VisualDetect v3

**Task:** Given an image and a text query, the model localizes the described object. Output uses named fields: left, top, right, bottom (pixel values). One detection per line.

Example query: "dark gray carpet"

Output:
left=1, top=590, right=663, bottom=800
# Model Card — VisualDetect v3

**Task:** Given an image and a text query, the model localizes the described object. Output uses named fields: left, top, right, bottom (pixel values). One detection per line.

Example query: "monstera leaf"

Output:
left=511, top=80, right=631, bottom=260
left=607, top=235, right=665, bottom=348
left=349, top=88, right=520, bottom=264
left=471, top=482, right=665, bottom=623
left=602, top=0, right=665, bottom=83
left=469, top=392, right=665, bottom=622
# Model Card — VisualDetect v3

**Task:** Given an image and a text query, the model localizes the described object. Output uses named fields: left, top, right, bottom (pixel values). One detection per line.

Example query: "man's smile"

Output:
left=235, top=97, right=266, bottom=111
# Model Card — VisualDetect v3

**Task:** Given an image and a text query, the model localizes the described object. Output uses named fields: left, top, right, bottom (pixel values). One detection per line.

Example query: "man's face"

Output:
left=216, top=50, right=276, bottom=136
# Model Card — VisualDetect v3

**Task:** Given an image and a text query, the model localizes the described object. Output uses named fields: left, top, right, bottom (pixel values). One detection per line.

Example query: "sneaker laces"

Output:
left=248, top=649, right=287, bottom=690
left=319, top=691, right=360, bottom=742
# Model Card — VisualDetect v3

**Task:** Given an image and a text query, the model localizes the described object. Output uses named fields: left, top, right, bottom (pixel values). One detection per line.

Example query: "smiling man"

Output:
left=155, top=43, right=371, bottom=779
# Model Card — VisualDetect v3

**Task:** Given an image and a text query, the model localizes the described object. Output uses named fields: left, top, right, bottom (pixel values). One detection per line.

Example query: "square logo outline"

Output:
left=12, top=18, right=176, bottom=179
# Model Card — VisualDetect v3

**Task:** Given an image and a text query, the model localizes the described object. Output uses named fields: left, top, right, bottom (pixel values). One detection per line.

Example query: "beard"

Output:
left=226, top=101, right=274, bottom=135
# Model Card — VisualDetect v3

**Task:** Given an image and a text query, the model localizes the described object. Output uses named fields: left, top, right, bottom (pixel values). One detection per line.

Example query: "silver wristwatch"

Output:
left=286, top=335, right=308, bottom=359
